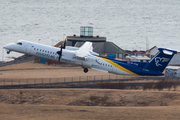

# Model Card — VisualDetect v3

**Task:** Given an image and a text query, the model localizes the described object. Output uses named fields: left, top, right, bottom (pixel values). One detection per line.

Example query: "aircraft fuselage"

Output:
left=3, top=40, right=177, bottom=76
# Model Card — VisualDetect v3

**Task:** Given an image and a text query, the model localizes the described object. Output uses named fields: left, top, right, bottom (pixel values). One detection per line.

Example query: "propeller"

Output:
left=56, top=40, right=66, bottom=61
left=63, top=39, right=66, bottom=49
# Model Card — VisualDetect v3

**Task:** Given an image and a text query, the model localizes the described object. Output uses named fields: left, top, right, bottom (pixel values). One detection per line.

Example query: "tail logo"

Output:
left=155, top=57, right=170, bottom=67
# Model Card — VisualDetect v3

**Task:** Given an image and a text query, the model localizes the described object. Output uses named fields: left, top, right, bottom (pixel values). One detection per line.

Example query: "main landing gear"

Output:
left=83, top=68, right=88, bottom=73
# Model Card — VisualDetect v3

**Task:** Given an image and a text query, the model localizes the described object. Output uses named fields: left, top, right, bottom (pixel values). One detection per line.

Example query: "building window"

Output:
left=80, top=26, right=93, bottom=37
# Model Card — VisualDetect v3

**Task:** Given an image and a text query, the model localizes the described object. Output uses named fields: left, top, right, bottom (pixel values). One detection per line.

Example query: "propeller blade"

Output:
left=57, top=40, right=66, bottom=62
left=57, top=45, right=63, bottom=62
left=63, top=39, right=66, bottom=49
left=58, top=54, right=61, bottom=61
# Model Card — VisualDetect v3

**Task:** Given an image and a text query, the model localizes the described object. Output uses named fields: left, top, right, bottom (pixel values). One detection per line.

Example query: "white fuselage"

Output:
left=3, top=40, right=133, bottom=75
left=4, top=40, right=177, bottom=76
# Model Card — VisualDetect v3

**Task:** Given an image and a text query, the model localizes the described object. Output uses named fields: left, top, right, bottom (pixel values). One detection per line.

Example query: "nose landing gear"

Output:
left=7, top=50, right=11, bottom=54
left=83, top=68, right=88, bottom=73
left=5, top=49, right=11, bottom=54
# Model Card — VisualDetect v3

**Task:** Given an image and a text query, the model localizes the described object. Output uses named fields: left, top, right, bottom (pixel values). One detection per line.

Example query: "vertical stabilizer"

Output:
left=144, top=48, right=177, bottom=72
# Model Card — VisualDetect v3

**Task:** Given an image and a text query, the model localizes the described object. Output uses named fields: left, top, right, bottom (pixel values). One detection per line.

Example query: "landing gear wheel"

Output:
left=7, top=51, right=10, bottom=54
left=84, top=68, right=88, bottom=73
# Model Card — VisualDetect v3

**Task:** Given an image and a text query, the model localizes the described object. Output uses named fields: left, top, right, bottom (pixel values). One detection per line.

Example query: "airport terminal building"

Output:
left=57, top=26, right=124, bottom=55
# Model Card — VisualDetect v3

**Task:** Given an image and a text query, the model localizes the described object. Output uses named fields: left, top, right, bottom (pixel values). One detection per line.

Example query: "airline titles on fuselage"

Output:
left=36, top=52, right=57, bottom=59
left=35, top=52, right=71, bottom=62
left=72, top=56, right=86, bottom=61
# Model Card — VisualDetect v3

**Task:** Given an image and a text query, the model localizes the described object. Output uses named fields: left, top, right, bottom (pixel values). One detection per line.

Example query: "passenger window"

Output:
left=34, top=48, right=36, bottom=50
left=42, top=50, right=44, bottom=52
left=37, top=49, right=38, bottom=51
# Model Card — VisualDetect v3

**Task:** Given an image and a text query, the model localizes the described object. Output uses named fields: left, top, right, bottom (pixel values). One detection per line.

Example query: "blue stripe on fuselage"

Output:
left=99, top=57, right=163, bottom=76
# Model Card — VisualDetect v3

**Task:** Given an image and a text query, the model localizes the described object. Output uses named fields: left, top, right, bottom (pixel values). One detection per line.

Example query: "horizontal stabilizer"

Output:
left=159, top=48, right=177, bottom=55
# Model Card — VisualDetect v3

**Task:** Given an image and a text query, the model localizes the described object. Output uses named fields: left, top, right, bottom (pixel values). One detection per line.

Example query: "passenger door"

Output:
left=26, top=43, right=32, bottom=54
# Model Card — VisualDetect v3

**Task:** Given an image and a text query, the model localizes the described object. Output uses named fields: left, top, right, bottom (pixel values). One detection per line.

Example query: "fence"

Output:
left=0, top=74, right=164, bottom=87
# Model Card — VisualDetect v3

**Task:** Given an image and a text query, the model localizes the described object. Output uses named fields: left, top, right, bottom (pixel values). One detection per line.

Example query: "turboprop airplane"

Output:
left=3, top=40, right=177, bottom=76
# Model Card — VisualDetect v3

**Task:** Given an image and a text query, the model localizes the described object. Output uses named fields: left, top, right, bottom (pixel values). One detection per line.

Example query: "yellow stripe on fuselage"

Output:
left=98, top=57, right=139, bottom=76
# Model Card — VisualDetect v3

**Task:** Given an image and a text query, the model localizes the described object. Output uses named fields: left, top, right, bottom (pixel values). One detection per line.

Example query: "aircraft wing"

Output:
left=75, top=42, right=93, bottom=57
left=78, top=42, right=93, bottom=52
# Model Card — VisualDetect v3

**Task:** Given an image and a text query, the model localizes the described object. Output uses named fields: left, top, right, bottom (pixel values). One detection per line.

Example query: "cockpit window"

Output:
left=17, top=42, right=22, bottom=45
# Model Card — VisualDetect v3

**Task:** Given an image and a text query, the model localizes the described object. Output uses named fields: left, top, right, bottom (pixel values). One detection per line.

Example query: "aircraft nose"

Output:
left=3, top=43, right=13, bottom=50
